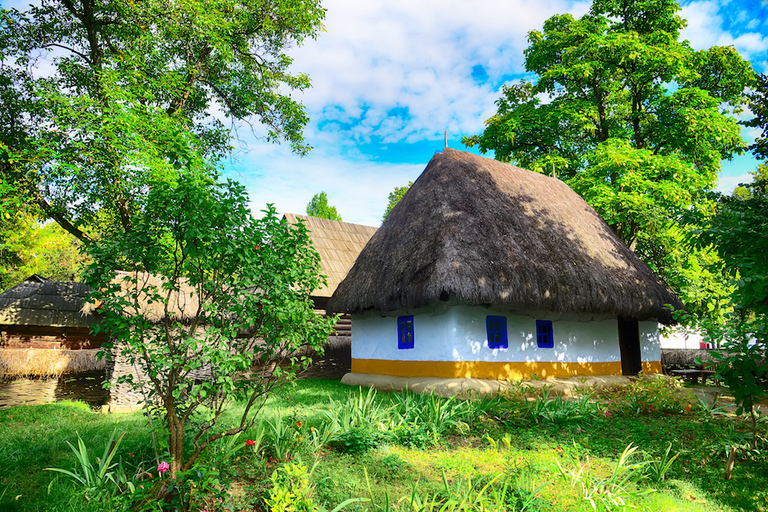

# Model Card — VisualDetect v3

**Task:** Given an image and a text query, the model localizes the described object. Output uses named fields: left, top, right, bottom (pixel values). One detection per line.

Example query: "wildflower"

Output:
left=299, top=437, right=303, bottom=442
left=157, top=461, right=170, bottom=474
left=685, top=404, right=692, bottom=412
left=310, top=426, right=316, bottom=433
left=296, top=421, right=302, bottom=428
left=246, top=439, right=256, bottom=446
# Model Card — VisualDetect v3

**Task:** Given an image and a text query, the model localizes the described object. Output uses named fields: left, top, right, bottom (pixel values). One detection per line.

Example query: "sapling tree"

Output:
left=691, top=171, right=768, bottom=448
left=86, top=173, right=336, bottom=480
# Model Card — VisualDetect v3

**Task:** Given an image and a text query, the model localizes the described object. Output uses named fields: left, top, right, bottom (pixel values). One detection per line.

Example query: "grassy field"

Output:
left=0, top=377, right=765, bottom=512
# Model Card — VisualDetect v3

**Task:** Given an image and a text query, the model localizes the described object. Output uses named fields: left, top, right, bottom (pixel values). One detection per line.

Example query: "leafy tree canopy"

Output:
left=306, top=191, right=342, bottom=221
left=463, top=0, right=753, bottom=318
left=0, top=0, right=325, bottom=241
left=382, top=182, right=413, bottom=222
left=695, top=168, right=768, bottom=315
left=745, top=73, right=768, bottom=161
left=463, top=0, right=752, bottom=249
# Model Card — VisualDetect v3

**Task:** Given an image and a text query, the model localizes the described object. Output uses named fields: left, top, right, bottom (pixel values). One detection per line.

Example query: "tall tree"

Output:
left=0, top=0, right=325, bottom=240
left=382, top=182, right=413, bottom=222
left=306, top=191, right=342, bottom=221
left=463, top=0, right=753, bottom=315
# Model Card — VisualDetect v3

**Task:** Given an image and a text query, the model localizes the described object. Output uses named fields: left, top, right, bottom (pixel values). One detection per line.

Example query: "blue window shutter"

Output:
left=486, top=316, right=508, bottom=349
left=536, top=320, right=554, bottom=348
left=398, top=316, right=414, bottom=349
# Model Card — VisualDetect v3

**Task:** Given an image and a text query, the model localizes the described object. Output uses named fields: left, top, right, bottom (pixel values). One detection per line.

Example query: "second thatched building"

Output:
left=327, top=149, right=683, bottom=381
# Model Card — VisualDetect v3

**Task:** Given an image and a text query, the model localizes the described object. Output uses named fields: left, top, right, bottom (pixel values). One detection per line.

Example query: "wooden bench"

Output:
left=670, top=369, right=716, bottom=384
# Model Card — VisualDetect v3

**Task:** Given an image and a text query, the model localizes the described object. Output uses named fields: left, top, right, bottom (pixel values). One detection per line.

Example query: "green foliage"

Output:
left=525, top=388, right=600, bottom=425
left=598, top=375, right=693, bottom=416
left=265, top=462, right=318, bottom=512
left=86, top=174, right=336, bottom=480
left=695, top=172, right=768, bottom=314
left=45, top=429, right=134, bottom=500
left=265, top=414, right=304, bottom=462
left=390, top=390, right=471, bottom=439
left=556, top=443, right=653, bottom=511
left=306, top=191, right=342, bottom=221
left=745, top=73, right=768, bottom=160
left=687, top=170, right=768, bottom=448
left=382, top=182, right=413, bottom=222
left=329, top=427, right=389, bottom=455
left=0, top=214, right=90, bottom=290
left=463, top=0, right=753, bottom=316
left=0, top=0, right=324, bottom=239
left=643, top=443, right=679, bottom=487
left=4, top=382, right=768, bottom=512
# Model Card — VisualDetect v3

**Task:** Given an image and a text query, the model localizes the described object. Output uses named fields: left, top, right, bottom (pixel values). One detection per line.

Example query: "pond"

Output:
left=0, top=370, right=109, bottom=409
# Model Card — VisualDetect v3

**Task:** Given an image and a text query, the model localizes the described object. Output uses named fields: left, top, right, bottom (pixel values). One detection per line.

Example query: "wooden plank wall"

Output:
left=0, top=325, right=107, bottom=350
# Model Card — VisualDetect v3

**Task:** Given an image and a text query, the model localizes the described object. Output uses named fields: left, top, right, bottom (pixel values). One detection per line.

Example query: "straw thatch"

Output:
left=284, top=214, right=378, bottom=298
left=328, top=149, right=683, bottom=323
left=82, top=271, right=201, bottom=323
left=0, top=275, right=99, bottom=328
left=0, top=348, right=105, bottom=377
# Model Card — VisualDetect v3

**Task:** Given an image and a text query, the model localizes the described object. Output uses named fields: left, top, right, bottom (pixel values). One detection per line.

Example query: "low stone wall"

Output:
left=104, top=337, right=352, bottom=407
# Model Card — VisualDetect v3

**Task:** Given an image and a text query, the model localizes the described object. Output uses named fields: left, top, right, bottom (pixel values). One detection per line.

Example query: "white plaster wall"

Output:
left=352, top=306, right=626, bottom=363
left=639, top=321, right=661, bottom=362
left=660, top=328, right=705, bottom=349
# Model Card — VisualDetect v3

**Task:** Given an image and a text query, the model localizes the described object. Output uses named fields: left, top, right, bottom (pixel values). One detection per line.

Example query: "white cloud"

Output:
left=680, top=1, right=768, bottom=58
left=226, top=140, right=424, bottom=227
left=288, top=0, right=592, bottom=144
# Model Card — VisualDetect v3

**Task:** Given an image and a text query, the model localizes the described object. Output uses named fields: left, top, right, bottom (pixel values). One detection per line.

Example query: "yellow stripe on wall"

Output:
left=642, top=361, right=663, bottom=374
left=351, top=359, right=663, bottom=380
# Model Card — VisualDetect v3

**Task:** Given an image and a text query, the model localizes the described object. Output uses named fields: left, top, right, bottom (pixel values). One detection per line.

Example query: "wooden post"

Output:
left=724, top=446, right=737, bottom=480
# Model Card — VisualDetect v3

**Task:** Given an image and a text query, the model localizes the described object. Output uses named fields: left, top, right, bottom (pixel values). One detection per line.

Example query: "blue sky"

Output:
left=227, top=0, right=768, bottom=227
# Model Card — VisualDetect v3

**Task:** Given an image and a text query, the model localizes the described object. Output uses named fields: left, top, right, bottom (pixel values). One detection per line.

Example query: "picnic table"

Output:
left=669, top=369, right=716, bottom=384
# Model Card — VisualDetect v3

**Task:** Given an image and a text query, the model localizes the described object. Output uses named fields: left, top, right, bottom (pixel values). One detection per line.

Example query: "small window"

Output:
left=536, top=320, right=554, bottom=348
left=486, top=316, right=508, bottom=349
left=397, top=316, right=414, bottom=349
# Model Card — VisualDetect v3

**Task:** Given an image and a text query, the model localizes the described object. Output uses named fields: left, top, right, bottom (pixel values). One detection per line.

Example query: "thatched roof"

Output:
left=284, top=214, right=378, bottom=298
left=82, top=271, right=200, bottom=323
left=0, top=275, right=99, bottom=328
left=328, top=149, right=683, bottom=323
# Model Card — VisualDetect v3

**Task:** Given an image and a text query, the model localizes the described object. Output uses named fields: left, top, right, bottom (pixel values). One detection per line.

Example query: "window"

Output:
left=536, top=320, right=554, bottom=348
left=397, top=316, right=414, bottom=349
left=486, top=316, right=508, bottom=349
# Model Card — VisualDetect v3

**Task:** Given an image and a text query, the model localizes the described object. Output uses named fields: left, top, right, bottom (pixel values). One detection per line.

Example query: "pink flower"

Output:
left=245, top=439, right=255, bottom=446
left=157, top=461, right=170, bottom=473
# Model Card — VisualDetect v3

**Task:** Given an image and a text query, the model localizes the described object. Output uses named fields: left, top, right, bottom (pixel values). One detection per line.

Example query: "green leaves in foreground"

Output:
left=87, top=175, right=336, bottom=480
left=45, top=429, right=134, bottom=499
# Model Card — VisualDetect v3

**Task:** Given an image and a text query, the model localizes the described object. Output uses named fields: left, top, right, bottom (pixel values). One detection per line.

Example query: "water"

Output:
left=0, top=370, right=109, bottom=409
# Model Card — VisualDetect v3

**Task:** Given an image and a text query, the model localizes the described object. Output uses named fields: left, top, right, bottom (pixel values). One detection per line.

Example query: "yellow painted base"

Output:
left=642, top=361, right=663, bottom=374
left=352, top=359, right=662, bottom=380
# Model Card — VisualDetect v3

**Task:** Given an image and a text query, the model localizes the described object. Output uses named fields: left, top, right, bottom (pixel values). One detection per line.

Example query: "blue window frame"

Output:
left=486, top=316, right=508, bottom=349
left=397, top=316, right=414, bottom=349
left=536, top=320, right=554, bottom=348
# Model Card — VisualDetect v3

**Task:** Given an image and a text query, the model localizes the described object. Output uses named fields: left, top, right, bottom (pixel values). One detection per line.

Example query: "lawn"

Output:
left=0, top=376, right=765, bottom=512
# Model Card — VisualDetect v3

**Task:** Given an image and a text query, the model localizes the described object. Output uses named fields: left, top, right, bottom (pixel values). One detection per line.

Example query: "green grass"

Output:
left=0, top=378, right=766, bottom=512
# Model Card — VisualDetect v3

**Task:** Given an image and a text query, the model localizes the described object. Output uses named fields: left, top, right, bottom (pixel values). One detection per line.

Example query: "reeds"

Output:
left=0, top=348, right=105, bottom=377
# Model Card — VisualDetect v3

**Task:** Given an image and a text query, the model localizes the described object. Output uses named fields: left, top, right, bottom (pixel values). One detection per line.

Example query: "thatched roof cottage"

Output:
left=327, top=149, right=684, bottom=381
left=0, top=275, right=105, bottom=350
left=284, top=214, right=378, bottom=338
